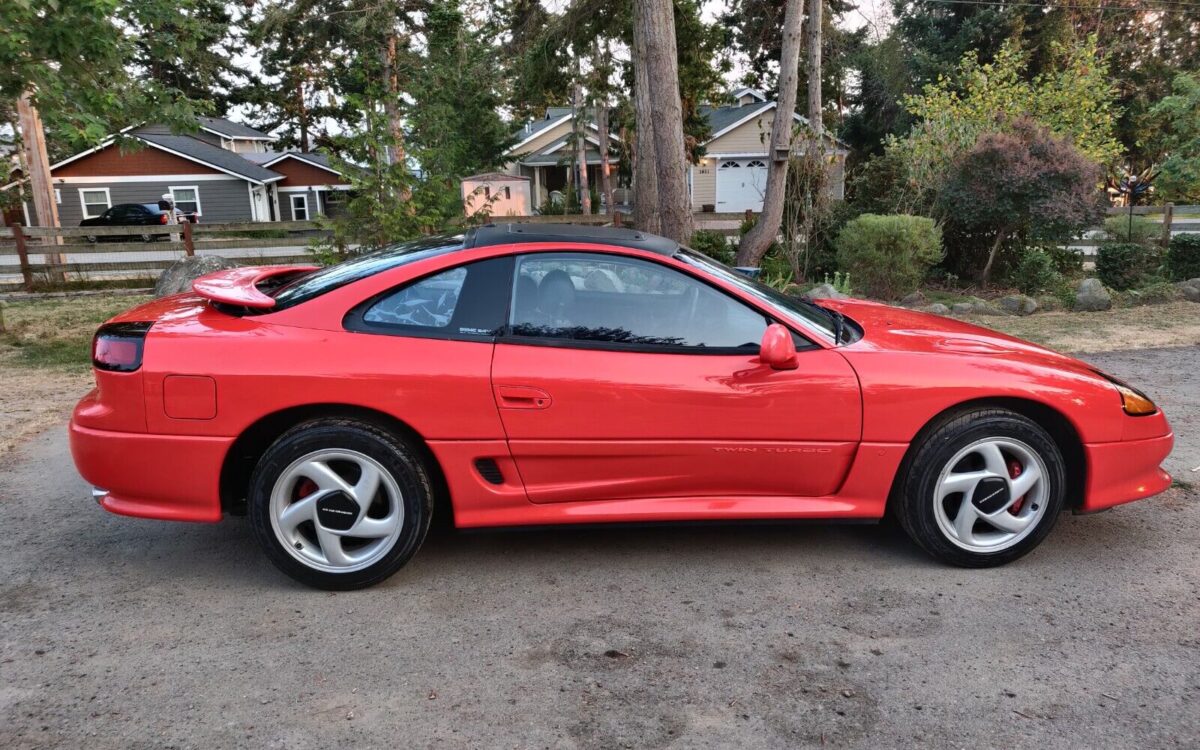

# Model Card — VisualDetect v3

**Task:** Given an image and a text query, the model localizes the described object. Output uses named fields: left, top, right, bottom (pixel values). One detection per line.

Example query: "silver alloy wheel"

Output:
left=269, top=448, right=404, bottom=574
left=932, top=437, right=1049, bottom=553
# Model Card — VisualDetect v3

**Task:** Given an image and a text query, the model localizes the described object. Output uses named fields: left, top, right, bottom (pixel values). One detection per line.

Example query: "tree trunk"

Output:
left=296, top=77, right=310, bottom=152
left=633, top=0, right=692, bottom=243
left=597, top=104, right=613, bottom=215
left=735, top=0, right=805, bottom=266
left=806, top=0, right=823, bottom=142
left=981, top=229, right=1007, bottom=286
left=631, top=3, right=660, bottom=235
left=383, top=33, right=406, bottom=166
left=574, top=84, right=592, bottom=215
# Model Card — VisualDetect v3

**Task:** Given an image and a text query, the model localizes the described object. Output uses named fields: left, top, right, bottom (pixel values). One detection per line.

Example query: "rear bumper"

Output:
left=1081, top=432, right=1174, bottom=513
left=68, top=421, right=231, bottom=523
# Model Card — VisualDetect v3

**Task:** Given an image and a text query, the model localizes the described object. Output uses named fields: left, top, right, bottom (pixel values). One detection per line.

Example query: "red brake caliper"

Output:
left=297, top=478, right=318, bottom=499
left=1007, top=459, right=1024, bottom=514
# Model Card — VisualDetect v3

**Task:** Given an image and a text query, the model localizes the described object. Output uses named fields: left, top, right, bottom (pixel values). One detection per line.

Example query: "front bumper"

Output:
left=1081, top=431, right=1175, bottom=513
left=69, top=421, right=231, bottom=523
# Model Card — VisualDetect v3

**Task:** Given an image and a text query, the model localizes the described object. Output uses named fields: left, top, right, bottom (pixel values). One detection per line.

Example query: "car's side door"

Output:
left=490, top=251, right=862, bottom=505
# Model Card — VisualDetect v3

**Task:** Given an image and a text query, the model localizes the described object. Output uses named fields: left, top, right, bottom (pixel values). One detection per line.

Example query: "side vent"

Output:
left=474, top=458, right=504, bottom=485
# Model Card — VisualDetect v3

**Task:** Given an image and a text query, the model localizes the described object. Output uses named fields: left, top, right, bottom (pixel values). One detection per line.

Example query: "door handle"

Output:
left=495, top=385, right=552, bottom=409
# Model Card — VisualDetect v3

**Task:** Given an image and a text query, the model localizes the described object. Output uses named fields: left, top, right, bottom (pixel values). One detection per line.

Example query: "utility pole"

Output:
left=16, top=93, right=60, bottom=231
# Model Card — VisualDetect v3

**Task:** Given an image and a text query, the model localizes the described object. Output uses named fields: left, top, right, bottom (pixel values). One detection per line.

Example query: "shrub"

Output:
left=1104, top=215, right=1160, bottom=246
left=834, top=214, right=943, bottom=299
left=689, top=229, right=734, bottom=264
left=1097, top=242, right=1158, bottom=290
left=1167, top=233, right=1200, bottom=280
left=1008, top=246, right=1065, bottom=296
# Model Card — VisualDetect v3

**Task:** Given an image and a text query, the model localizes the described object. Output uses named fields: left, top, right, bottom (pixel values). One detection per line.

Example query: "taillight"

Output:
left=160, top=213, right=168, bottom=224
left=93, top=323, right=152, bottom=372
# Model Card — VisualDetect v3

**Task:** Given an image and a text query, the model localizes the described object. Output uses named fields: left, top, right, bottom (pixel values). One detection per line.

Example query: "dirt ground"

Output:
left=0, top=327, right=1197, bottom=745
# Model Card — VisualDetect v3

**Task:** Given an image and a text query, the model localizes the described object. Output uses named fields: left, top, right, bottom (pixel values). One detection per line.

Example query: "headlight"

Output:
left=1096, top=371, right=1157, bottom=416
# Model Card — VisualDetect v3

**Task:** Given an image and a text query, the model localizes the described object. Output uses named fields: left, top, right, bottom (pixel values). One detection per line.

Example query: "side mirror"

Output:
left=760, top=323, right=798, bottom=370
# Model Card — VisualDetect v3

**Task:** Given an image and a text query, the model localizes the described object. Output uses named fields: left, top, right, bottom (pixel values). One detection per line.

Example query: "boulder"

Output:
left=1036, top=295, right=1063, bottom=312
left=154, top=256, right=240, bottom=297
left=804, top=283, right=848, bottom=301
left=998, top=294, right=1038, bottom=316
left=1073, top=278, right=1112, bottom=312
left=952, top=296, right=1006, bottom=316
left=919, top=303, right=951, bottom=316
left=1177, top=278, right=1200, bottom=303
left=950, top=302, right=974, bottom=315
left=899, top=291, right=926, bottom=308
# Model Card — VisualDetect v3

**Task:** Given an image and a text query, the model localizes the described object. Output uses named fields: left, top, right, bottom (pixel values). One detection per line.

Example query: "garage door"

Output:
left=715, top=159, right=768, bottom=213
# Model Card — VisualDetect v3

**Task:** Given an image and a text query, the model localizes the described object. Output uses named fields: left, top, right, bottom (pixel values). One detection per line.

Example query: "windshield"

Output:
left=269, top=234, right=465, bottom=311
left=675, top=248, right=847, bottom=342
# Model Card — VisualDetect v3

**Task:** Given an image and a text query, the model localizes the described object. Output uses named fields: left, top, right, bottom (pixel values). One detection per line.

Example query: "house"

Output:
left=3, top=117, right=351, bottom=227
left=500, top=88, right=848, bottom=215
left=461, top=172, right=532, bottom=217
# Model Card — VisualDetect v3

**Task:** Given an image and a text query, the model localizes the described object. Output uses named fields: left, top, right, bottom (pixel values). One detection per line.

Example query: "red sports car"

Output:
left=69, top=224, right=1174, bottom=589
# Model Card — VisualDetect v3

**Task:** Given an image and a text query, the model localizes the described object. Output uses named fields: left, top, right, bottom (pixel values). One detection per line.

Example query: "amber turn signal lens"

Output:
left=1117, top=384, right=1156, bottom=415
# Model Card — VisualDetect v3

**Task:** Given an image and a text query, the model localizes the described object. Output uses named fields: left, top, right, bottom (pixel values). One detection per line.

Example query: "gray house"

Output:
left=4, top=118, right=350, bottom=227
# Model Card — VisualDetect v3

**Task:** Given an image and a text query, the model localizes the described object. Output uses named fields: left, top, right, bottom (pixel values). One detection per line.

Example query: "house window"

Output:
left=169, top=186, right=201, bottom=216
left=290, top=193, right=309, bottom=221
left=720, top=161, right=741, bottom=169
left=746, top=160, right=767, bottom=168
left=503, top=186, right=511, bottom=199
left=54, top=189, right=62, bottom=205
left=79, top=188, right=111, bottom=219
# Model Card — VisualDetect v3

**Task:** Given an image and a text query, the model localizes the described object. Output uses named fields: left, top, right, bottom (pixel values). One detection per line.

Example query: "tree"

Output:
left=736, top=0, right=804, bottom=267
left=632, top=0, right=692, bottom=243
left=1147, top=73, right=1200, bottom=204
left=880, top=36, right=1119, bottom=215
left=2, top=0, right=199, bottom=227
left=937, top=118, right=1105, bottom=285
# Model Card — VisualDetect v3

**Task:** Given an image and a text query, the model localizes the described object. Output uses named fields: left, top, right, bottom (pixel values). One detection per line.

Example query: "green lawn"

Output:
left=0, top=294, right=151, bottom=370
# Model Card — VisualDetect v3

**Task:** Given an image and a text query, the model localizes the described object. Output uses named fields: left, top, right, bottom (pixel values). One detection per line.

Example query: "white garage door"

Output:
left=716, top=159, right=768, bottom=213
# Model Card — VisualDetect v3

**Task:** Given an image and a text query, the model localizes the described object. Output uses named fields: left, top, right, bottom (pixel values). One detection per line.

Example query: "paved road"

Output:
left=1, top=347, right=1197, bottom=749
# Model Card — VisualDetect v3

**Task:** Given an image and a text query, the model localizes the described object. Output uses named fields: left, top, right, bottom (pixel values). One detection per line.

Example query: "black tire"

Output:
left=248, top=418, right=434, bottom=589
left=85, top=234, right=98, bottom=243
left=893, top=407, right=1066, bottom=567
left=140, top=232, right=154, bottom=243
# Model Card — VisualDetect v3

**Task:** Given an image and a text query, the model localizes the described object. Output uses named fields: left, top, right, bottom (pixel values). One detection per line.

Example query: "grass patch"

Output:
left=964, top=301, right=1200, bottom=354
left=0, top=294, right=151, bottom=370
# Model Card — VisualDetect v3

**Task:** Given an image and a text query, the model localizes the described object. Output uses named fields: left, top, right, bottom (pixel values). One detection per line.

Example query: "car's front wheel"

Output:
left=894, top=408, right=1066, bottom=567
left=248, top=418, right=434, bottom=589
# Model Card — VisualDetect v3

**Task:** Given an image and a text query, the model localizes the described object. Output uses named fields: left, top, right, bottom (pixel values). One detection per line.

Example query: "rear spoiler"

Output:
left=191, top=265, right=319, bottom=309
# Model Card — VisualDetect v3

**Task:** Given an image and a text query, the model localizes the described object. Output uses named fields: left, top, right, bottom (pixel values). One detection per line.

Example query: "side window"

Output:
left=509, top=253, right=768, bottom=351
left=350, top=256, right=512, bottom=339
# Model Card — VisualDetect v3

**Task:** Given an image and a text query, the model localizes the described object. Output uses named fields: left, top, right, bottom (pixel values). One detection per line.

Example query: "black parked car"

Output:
left=80, top=203, right=198, bottom=242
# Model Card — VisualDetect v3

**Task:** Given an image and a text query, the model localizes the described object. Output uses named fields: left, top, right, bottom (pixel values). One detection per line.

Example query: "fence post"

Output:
left=183, top=220, right=195, bottom=256
left=612, top=211, right=623, bottom=228
left=12, top=223, right=33, bottom=292
left=1162, top=203, right=1174, bottom=248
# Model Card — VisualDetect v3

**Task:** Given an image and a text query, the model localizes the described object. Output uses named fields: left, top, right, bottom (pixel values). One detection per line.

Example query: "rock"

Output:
left=998, top=294, right=1038, bottom=316
left=950, top=302, right=974, bottom=315
left=1073, top=278, right=1112, bottom=312
left=154, top=255, right=240, bottom=297
left=919, top=303, right=951, bottom=316
left=899, top=291, right=926, bottom=308
left=1177, top=278, right=1200, bottom=303
left=804, top=283, right=847, bottom=301
left=952, top=296, right=1006, bottom=316
left=1036, top=295, right=1063, bottom=312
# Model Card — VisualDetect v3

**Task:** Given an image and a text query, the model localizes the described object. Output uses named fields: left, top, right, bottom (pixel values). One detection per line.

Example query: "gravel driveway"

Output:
left=2, top=346, right=1197, bottom=749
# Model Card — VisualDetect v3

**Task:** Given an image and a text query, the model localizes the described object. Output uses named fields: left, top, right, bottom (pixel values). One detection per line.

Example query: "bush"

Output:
left=834, top=214, right=943, bottom=299
left=1008, top=246, right=1065, bottom=296
left=1097, top=242, right=1159, bottom=290
left=1167, top=234, right=1200, bottom=280
left=689, top=229, right=734, bottom=264
left=1104, top=215, right=1160, bottom=246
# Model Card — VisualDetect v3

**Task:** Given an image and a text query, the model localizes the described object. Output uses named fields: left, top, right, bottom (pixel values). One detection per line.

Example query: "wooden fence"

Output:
left=4, top=205, right=1187, bottom=291
left=0, top=212, right=749, bottom=292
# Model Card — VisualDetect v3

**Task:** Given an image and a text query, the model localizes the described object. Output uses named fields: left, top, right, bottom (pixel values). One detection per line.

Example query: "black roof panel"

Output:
left=465, top=223, right=679, bottom=256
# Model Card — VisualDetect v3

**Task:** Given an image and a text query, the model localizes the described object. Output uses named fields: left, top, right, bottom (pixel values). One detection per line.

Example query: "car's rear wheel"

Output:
left=248, top=418, right=433, bottom=589
left=84, top=234, right=98, bottom=243
left=140, top=232, right=154, bottom=243
left=894, top=408, right=1066, bottom=567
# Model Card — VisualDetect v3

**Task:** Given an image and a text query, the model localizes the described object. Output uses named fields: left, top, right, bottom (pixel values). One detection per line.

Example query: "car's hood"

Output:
left=820, top=298, right=1097, bottom=374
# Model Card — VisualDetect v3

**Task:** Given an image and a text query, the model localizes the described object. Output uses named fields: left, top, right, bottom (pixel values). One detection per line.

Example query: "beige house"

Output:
left=500, top=88, right=847, bottom=216
left=461, top=172, right=532, bottom=217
